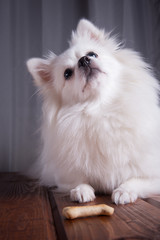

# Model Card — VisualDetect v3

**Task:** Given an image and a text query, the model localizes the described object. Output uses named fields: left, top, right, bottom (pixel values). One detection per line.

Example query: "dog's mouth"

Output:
left=82, top=66, right=104, bottom=92
left=86, top=66, right=98, bottom=79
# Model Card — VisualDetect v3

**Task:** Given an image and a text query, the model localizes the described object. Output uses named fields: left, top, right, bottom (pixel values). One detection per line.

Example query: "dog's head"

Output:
left=27, top=19, right=122, bottom=105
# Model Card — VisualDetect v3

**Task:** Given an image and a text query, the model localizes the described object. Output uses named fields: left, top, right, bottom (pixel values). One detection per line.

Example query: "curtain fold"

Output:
left=0, top=0, right=160, bottom=172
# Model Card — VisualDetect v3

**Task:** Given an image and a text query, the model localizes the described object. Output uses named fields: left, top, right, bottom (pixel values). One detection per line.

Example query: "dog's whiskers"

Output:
left=28, top=89, right=41, bottom=102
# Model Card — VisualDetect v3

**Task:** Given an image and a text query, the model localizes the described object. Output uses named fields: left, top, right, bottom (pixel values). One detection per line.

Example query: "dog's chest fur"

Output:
left=48, top=104, right=138, bottom=191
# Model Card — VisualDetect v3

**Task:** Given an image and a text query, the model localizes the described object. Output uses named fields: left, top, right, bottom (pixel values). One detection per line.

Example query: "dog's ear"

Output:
left=76, top=19, right=105, bottom=41
left=27, top=55, right=56, bottom=87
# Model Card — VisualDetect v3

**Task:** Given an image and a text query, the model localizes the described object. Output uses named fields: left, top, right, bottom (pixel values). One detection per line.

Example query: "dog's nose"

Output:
left=78, top=56, right=91, bottom=68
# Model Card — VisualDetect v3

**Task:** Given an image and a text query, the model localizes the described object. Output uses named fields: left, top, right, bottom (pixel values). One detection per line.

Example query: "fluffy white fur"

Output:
left=27, top=19, right=160, bottom=204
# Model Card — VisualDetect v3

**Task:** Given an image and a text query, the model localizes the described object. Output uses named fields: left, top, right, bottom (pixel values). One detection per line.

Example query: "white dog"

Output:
left=27, top=19, right=160, bottom=204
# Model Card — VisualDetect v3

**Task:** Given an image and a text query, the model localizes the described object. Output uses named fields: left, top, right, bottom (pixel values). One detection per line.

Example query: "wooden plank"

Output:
left=144, top=196, right=160, bottom=208
left=50, top=192, right=160, bottom=240
left=1, top=172, right=160, bottom=240
left=0, top=173, right=57, bottom=240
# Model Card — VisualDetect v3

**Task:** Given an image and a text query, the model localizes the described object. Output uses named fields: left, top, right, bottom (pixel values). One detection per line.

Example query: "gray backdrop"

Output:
left=0, top=0, right=160, bottom=172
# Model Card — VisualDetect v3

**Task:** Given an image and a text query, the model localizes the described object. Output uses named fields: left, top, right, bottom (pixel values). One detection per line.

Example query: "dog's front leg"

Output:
left=70, top=184, right=95, bottom=203
left=112, top=177, right=160, bottom=205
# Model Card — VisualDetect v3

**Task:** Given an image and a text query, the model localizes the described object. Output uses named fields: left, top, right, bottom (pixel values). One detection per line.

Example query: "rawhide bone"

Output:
left=62, top=204, right=114, bottom=219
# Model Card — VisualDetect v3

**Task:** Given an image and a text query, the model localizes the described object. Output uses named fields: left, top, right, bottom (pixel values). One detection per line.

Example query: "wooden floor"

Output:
left=0, top=173, right=160, bottom=240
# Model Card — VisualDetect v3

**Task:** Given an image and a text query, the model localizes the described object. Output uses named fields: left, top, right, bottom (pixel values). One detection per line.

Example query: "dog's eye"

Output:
left=64, top=68, right=73, bottom=80
left=87, top=52, right=98, bottom=58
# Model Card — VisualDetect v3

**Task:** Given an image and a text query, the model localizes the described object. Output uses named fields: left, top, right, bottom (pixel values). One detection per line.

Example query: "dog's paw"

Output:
left=70, top=184, right=95, bottom=203
left=111, top=187, right=137, bottom=205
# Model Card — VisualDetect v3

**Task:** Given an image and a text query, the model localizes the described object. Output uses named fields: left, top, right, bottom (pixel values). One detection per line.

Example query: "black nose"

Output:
left=78, top=56, right=91, bottom=68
